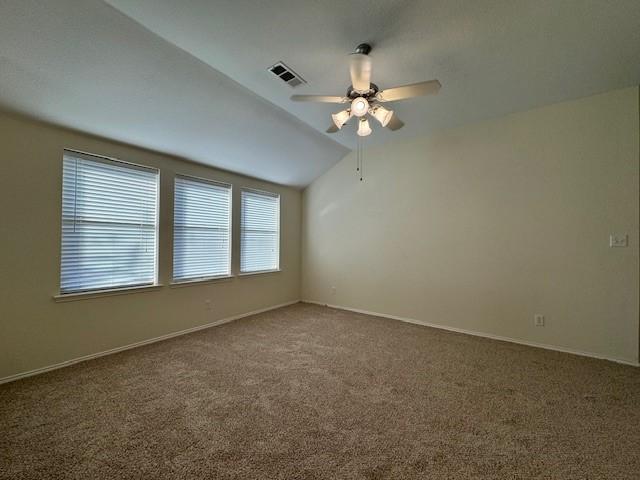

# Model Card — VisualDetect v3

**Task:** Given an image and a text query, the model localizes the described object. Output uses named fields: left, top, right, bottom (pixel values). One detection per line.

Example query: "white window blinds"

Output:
left=60, top=151, right=159, bottom=294
left=173, top=176, right=231, bottom=281
left=240, top=189, right=280, bottom=273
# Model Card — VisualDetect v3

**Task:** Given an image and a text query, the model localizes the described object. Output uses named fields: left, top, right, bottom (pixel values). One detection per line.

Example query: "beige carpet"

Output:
left=1, top=303, right=639, bottom=479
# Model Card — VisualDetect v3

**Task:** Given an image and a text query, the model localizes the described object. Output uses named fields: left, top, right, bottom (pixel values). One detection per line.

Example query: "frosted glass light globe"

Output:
left=351, top=97, right=369, bottom=117
left=331, top=109, right=351, bottom=129
left=371, top=105, right=394, bottom=127
left=357, top=118, right=372, bottom=137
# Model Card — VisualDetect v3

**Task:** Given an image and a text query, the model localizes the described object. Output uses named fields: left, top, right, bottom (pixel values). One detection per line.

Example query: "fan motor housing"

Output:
left=347, top=83, right=379, bottom=100
left=354, top=43, right=372, bottom=55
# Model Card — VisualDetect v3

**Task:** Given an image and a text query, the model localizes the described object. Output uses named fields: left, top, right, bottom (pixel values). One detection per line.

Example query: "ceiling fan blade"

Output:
left=349, top=53, right=372, bottom=92
left=377, top=80, right=441, bottom=102
left=326, top=124, right=339, bottom=133
left=290, top=95, right=346, bottom=103
left=385, top=114, right=404, bottom=131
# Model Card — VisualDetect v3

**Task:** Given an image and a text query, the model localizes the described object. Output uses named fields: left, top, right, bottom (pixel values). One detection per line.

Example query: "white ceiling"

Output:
left=0, top=0, right=348, bottom=187
left=1, top=1, right=639, bottom=187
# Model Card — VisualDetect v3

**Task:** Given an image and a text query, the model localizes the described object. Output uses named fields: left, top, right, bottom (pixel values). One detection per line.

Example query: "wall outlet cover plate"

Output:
left=609, top=234, right=628, bottom=248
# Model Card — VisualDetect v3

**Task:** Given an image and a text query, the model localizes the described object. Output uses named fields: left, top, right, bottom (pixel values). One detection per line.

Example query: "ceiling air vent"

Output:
left=268, top=62, right=306, bottom=88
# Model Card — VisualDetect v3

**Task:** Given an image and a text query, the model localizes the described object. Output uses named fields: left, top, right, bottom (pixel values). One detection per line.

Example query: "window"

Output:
left=173, top=176, right=231, bottom=282
left=60, top=151, right=159, bottom=294
left=240, top=189, right=280, bottom=273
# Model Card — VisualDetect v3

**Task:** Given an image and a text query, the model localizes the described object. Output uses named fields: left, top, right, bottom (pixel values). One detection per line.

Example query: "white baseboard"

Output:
left=0, top=300, right=300, bottom=385
left=302, top=300, right=640, bottom=367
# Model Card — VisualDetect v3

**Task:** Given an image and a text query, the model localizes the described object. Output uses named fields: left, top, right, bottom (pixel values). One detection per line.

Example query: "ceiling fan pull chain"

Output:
left=358, top=136, right=363, bottom=182
left=356, top=137, right=360, bottom=177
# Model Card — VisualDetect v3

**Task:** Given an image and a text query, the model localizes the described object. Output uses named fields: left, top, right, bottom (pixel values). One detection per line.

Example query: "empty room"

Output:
left=1, top=1, right=639, bottom=478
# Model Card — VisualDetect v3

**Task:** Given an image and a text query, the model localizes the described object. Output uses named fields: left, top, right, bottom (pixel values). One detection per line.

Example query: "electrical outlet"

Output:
left=330, top=286, right=336, bottom=295
left=205, top=299, right=213, bottom=311
left=534, top=314, right=545, bottom=327
left=609, top=234, right=628, bottom=248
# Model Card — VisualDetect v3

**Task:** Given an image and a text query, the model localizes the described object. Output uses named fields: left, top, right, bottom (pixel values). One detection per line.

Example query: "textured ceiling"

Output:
left=0, top=0, right=347, bottom=187
left=1, top=1, right=639, bottom=186
left=105, top=0, right=640, bottom=151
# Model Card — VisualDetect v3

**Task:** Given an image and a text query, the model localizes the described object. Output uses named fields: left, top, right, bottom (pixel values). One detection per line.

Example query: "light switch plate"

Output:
left=609, top=234, right=628, bottom=248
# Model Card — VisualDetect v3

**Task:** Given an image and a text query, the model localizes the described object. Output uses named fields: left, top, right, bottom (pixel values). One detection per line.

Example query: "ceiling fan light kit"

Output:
left=371, top=105, right=394, bottom=127
left=351, top=97, right=369, bottom=117
left=357, top=118, right=372, bottom=137
left=331, top=109, right=352, bottom=129
left=290, top=43, right=441, bottom=138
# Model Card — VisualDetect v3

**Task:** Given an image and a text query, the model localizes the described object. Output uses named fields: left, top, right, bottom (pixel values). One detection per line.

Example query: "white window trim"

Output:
left=238, top=269, right=281, bottom=277
left=64, top=149, right=158, bottom=173
left=239, top=187, right=281, bottom=274
left=53, top=284, right=164, bottom=302
left=172, top=173, right=233, bottom=283
left=58, top=149, right=160, bottom=295
left=169, top=274, right=234, bottom=288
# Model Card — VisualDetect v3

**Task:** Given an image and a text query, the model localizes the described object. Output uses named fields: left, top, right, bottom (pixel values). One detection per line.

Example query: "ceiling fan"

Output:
left=291, top=43, right=441, bottom=137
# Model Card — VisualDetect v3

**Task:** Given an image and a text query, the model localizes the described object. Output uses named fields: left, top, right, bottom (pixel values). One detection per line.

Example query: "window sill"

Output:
left=53, top=284, right=164, bottom=302
left=170, top=275, right=234, bottom=288
left=238, top=269, right=281, bottom=277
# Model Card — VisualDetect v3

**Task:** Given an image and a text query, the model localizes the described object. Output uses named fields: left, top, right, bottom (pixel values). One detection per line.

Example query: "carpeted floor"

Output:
left=1, top=303, right=639, bottom=479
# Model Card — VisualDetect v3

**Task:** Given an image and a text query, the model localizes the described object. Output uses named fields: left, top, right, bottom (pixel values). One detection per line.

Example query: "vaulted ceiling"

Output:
left=1, top=0, right=639, bottom=187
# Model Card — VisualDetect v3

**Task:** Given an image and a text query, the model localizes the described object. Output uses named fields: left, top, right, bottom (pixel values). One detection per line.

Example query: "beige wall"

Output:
left=0, top=112, right=301, bottom=380
left=1, top=86, right=638, bottom=380
left=302, top=87, right=639, bottom=365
